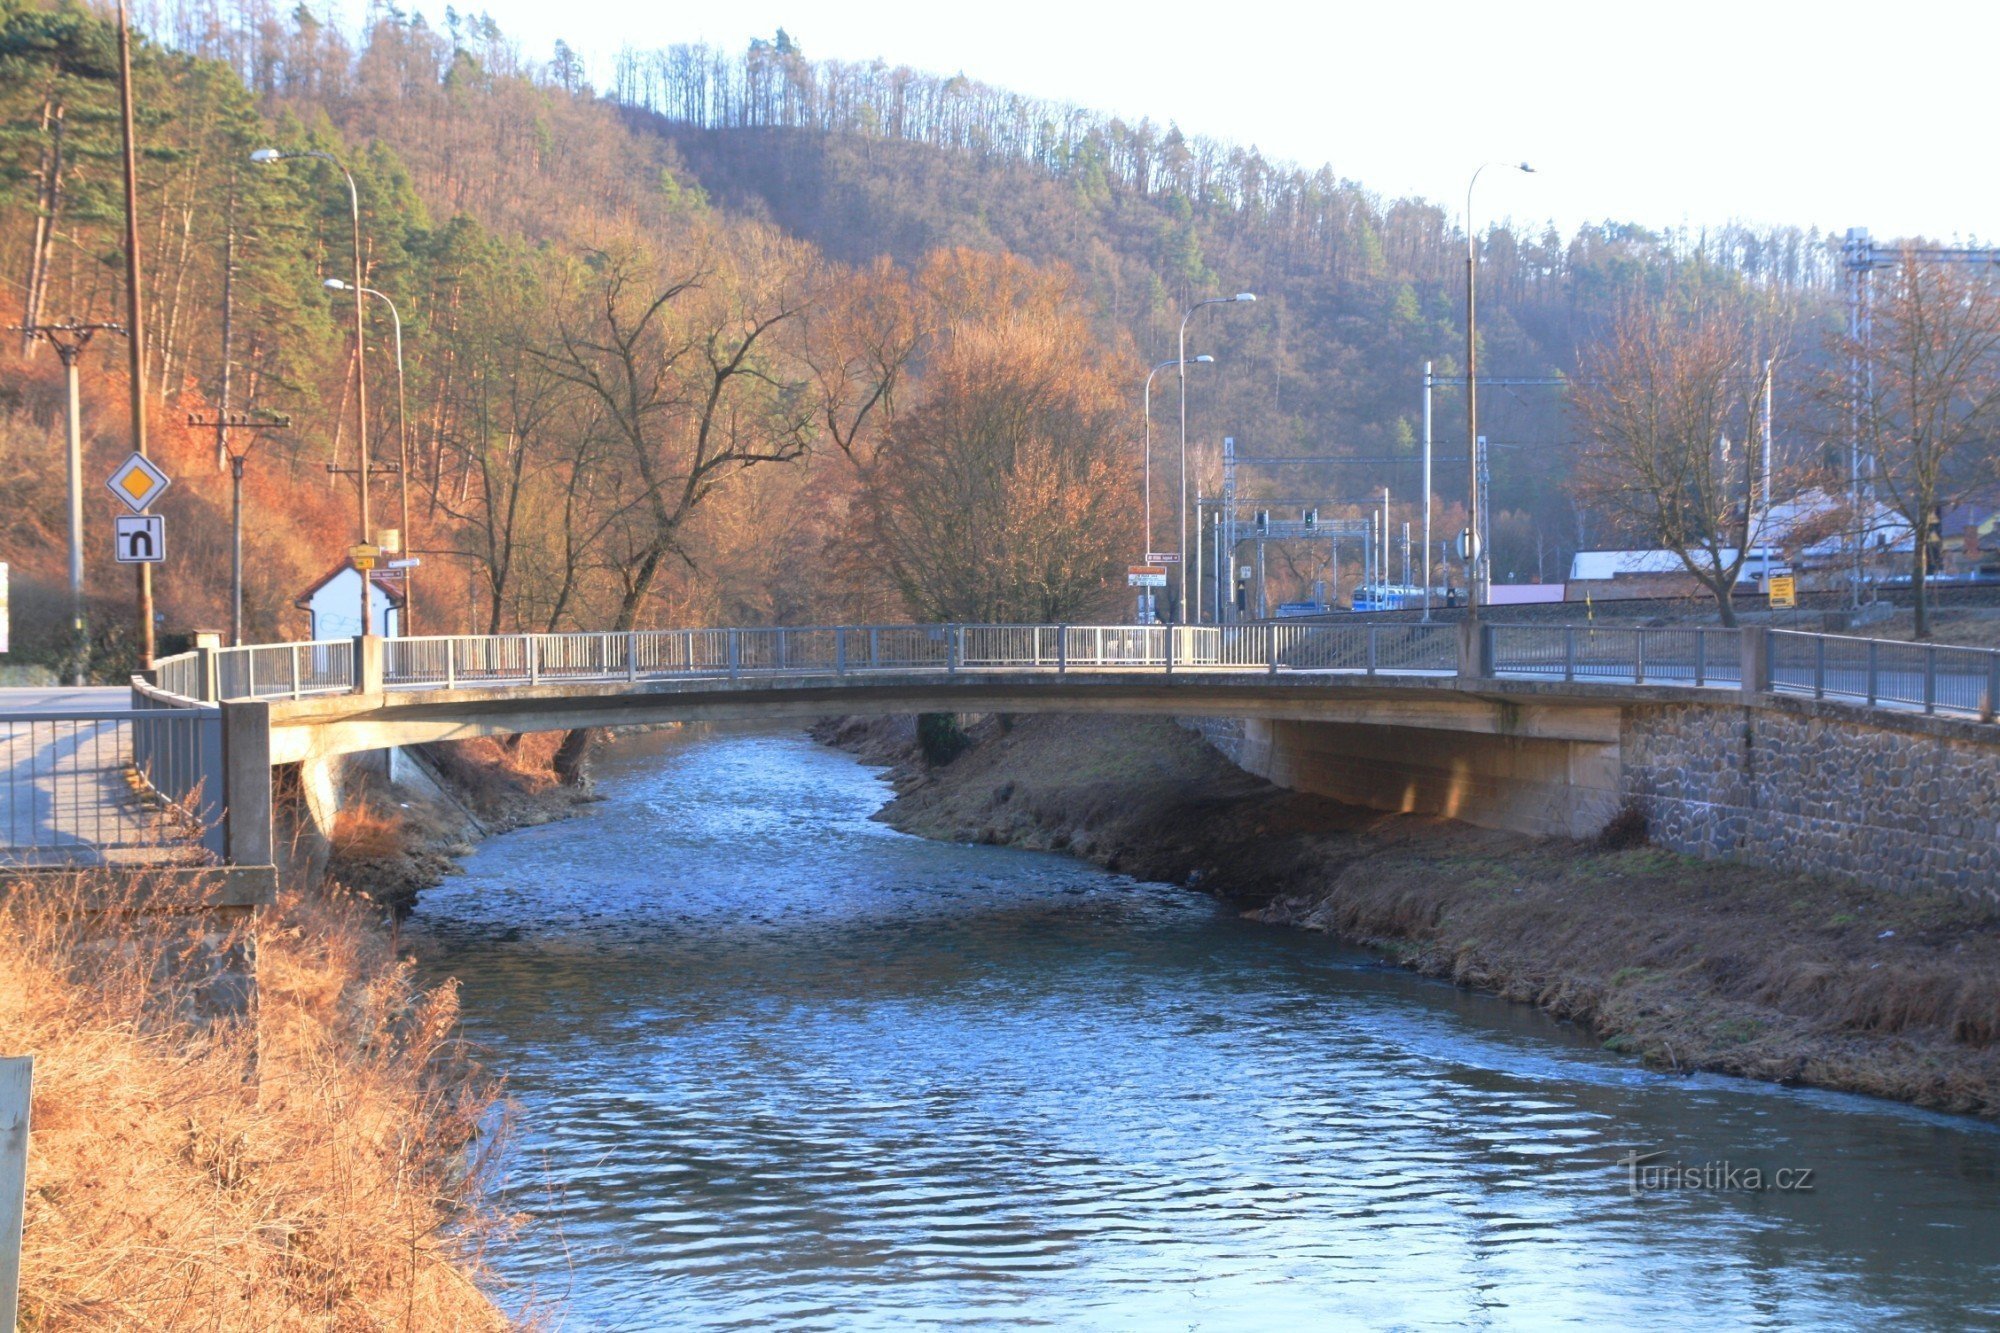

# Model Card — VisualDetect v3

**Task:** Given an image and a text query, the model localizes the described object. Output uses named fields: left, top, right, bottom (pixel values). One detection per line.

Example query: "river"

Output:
left=409, top=725, right=2000, bottom=1330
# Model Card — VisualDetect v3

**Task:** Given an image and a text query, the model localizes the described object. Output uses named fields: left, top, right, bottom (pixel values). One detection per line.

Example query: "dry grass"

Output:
left=1, top=871, right=518, bottom=1330
left=417, top=738, right=569, bottom=825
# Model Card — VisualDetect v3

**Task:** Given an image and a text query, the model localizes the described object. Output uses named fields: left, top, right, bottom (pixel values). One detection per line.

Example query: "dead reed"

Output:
left=1, top=869, right=517, bottom=1329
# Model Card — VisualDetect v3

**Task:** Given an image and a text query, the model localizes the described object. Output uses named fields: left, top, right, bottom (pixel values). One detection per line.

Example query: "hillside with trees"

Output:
left=0, top=3, right=1917, bottom=681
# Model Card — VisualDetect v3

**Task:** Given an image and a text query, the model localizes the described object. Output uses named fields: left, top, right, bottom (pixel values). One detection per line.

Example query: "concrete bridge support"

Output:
left=1226, top=716, right=1623, bottom=839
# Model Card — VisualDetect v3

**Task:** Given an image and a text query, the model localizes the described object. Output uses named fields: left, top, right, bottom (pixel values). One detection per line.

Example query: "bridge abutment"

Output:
left=1218, top=716, right=1621, bottom=839
left=1189, top=691, right=2000, bottom=903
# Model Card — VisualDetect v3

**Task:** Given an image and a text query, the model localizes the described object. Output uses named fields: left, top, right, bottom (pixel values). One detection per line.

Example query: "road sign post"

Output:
left=1769, top=575, right=1797, bottom=610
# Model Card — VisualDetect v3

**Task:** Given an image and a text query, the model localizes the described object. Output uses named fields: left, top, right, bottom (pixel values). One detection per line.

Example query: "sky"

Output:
left=414, top=0, right=1992, bottom=241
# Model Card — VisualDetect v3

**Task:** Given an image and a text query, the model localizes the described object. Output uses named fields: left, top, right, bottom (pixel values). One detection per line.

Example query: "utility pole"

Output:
left=186, top=411, right=290, bottom=645
left=1422, top=361, right=1434, bottom=619
left=10, top=321, right=122, bottom=684
left=114, top=0, right=154, bottom=667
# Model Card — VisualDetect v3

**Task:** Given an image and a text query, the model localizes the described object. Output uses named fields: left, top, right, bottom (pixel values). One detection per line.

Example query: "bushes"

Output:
left=917, top=712, right=972, bottom=766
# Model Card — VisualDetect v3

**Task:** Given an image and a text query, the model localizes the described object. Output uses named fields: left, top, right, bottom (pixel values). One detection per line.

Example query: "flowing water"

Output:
left=410, top=726, right=2000, bottom=1330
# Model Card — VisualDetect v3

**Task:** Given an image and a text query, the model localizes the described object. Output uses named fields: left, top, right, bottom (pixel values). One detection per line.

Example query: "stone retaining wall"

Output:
left=1183, top=701, right=2000, bottom=902
left=1621, top=701, right=2000, bottom=903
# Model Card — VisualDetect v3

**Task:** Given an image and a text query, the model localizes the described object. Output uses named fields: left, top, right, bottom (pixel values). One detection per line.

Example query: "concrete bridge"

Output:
left=78, top=619, right=1994, bottom=904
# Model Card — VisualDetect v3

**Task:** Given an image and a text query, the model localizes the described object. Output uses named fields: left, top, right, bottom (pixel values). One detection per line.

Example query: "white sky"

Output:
left=433, top=0, right=1995, bottom=241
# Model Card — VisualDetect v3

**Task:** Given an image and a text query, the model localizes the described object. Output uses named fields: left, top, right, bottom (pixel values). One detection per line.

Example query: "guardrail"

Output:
left=1770, top=630, right=2000, bottom=717
left=1491, top=625, right=1742, bottom=687
left=0, top=707, right=224, bottom=866
left=147, top=621, right=2000, bottom=727
left=377, top=623, right=1471, bottom=685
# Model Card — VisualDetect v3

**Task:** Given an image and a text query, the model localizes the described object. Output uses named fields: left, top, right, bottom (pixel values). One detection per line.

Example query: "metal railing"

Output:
left=215, top=640, right=354, bottom=700
left=0, top=707, right=224, bottom=866
left=1491, top=625, right=1742, bottom=688
left=1771, top=630, right=2000, bottom=717
left=159, top=620, right=2000, bottom=727
left=1266, top=622, right=1459, bottom=674
left=153, top=650, right=202, bottom=701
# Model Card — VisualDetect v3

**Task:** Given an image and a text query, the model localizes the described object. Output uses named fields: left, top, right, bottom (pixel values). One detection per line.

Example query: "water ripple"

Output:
left=412, top=726, right=2000, bottom=1331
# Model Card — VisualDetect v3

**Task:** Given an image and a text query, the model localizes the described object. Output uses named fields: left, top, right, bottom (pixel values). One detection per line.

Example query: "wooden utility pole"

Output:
left=114, top=0, right=154, bottom=666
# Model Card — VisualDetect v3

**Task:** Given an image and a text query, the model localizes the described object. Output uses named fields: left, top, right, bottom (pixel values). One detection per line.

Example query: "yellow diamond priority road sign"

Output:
left=106, top=453, right=171, bottom=514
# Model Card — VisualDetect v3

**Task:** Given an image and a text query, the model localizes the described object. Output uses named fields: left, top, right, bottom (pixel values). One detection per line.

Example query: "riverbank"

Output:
left=0, top=736, right=590, bottom=1327
left=3, top=871, right=512, bottom=1328
left=814, top=712, right=2000, bottom=1117
left=325, top=734, right=596, bottom=916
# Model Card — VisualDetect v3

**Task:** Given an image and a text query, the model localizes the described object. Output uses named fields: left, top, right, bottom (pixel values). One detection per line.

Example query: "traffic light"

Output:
left=1255, top=509, right=1270, bottom=533
left=1303, top=507, right=1318, bottom=531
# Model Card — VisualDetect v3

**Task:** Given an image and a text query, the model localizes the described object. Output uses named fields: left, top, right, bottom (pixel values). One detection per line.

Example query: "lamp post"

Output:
left=325, top=278, right=411, bottom=632
left=1145, top=354, right=1212, bottom=560
left=252, top=146, right=374, bottom=634
left=1465, top=161, right=1532, bottom=613
left=1179, top=293, right=1255, bottom=620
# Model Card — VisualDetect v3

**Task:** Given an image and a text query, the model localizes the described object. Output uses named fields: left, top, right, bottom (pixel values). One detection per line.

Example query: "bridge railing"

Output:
left=215, top=640, right=355, bottom=700
left=181, top=619, right=2000, bottom=725
left=153, top=649, right=204, bottom=701
left=1269, top=622, right=1459, bottom=673
left=1771, top=630, right=2000, bottom=716
left=0, top=706, right=224, bottom=866
left=1491, top=625, right=1741, bottom=687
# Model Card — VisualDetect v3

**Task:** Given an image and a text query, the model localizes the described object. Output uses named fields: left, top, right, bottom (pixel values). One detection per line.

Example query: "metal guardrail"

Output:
left=0, top=707, right=224, bottom=866
left=1491, top=626, right=1742, bottom=687
left=216, top=640, right=355, bottom=700
left=146, top=621, right=2000, bottom=727
left=1770, top=630, right=2000, bottom=717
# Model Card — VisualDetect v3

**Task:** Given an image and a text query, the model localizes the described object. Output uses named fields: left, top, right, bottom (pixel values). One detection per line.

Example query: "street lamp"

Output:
left=1145, top=354, right=1212, bottom=558
left=1465, top=161, right=1533, bottom=613
left=1179, top=293, right=1255, bottom=620
left=325, top=277, right=412, bottom=632
left=253, top=146, right=376, bottom=634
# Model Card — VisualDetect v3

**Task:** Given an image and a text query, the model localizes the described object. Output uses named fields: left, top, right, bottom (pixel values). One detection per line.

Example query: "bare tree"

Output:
left=1841, top=253, right=2000, bottom=638
left=803, top=254, right=927, bottom=468
left=536, top=241, right=816, bottom=633
left=531, top=236, right=817, bottom=779
left=1571, top=295, right=1783, bottom=626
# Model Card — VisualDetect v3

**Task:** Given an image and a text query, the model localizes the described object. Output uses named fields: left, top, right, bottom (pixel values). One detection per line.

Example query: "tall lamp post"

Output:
left=252, top=146, right=374, bottom=634
left=1464, top=161, right=1533, bottom=613
left=1145, top=354, right=1212, bottom=556
left=325, top=278, right=411, bottom=631
left=1179, top=293, right=1255, bottom=620
left=1143, top=355, right=1211, bottom=625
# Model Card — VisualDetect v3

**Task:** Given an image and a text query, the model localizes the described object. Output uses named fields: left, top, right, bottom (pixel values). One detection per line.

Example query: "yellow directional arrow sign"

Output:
left=106, top=453, right=171, bottom=514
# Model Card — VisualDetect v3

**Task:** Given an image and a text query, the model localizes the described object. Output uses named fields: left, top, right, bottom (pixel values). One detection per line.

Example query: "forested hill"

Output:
left=611, top=40, right=1840, bottom=565
left=1, top=4, right=1848, bottom=681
